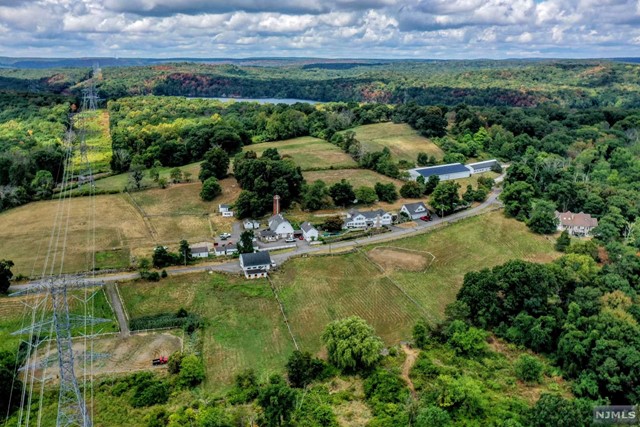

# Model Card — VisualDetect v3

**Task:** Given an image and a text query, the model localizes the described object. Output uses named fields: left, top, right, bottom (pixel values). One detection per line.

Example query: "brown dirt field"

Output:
left=396, top=221, right=418, bottom=229
left=368, top=247, right=428, bottom=272
left=35, top=332, right=182, bottom=379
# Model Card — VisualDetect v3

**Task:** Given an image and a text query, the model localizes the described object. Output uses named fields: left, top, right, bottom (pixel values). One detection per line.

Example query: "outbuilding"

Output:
left=467, top=159, right=500, bottom=174
left=190, top=246, right=209, bottom=258
left=408, top=163, right=472, bottom=181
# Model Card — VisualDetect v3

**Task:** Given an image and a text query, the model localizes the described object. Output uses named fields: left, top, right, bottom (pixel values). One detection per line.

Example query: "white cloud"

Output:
left=0, top=0, right=639, bottom=58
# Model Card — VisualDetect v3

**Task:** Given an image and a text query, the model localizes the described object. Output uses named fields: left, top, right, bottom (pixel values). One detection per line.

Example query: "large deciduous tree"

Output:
left=322, top=316, right=383, bottom=372
left=199, top=147, right=230, bottom=182
left=0, top=259, right=14, bottom=294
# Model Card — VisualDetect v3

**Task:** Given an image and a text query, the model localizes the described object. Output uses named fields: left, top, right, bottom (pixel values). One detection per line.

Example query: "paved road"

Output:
left=9, top=185, right=503, bottom=293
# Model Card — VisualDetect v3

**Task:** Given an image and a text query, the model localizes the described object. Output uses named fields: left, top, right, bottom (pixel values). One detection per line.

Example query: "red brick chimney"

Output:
left=273, top=194, right=281, bottom=215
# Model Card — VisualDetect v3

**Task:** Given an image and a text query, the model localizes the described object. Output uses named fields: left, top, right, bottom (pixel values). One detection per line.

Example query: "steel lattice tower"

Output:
left=51, top=282, right=92, bottom=427
left=13, top=66, right=104, bottom=427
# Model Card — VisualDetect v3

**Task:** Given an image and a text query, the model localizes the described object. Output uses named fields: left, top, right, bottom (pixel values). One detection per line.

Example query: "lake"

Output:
left=196, top=97, right=318, bottom=105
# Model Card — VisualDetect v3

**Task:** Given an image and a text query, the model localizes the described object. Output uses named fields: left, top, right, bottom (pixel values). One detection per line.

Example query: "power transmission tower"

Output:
left=13, top=66, right=106, bottom=427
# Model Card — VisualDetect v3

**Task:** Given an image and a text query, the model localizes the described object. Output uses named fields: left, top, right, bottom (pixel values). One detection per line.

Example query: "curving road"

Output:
left=9, top=186, right=503, bottom=293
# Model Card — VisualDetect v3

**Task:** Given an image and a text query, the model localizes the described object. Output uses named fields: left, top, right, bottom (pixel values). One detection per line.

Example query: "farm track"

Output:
left=10, top=183, right=504, bottom=293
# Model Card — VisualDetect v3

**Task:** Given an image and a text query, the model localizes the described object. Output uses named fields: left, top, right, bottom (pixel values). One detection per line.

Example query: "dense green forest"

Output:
left=0, top=92, right=71, bottom=211
left=2, top=59, right=640, bottom=107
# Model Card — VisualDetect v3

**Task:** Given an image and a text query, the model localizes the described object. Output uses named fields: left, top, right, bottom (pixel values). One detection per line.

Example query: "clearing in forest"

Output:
left=342, top=122, right=444, bottom=163
left=245, top=136, right=357, bottom=170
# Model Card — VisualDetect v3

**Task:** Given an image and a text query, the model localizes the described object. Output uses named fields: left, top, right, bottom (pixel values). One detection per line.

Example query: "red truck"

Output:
left=152, top=356, right=168, bottom=366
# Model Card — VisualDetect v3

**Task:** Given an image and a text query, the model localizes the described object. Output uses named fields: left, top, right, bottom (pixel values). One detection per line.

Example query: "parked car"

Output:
left=219, top=233, right=231, bottom=240
left=285, top=237, right=296, bottom=243
left=420, top=215, right=432, bottom=221
left=298, top=235, right=304, bottom=240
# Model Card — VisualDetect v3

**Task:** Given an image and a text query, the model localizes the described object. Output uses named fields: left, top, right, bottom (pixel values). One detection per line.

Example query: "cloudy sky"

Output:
left=0, top=0, right=639, bottom=58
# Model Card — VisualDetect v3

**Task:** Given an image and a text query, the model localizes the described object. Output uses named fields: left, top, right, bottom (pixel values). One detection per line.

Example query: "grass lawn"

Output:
left=367, top=211, right=559, bottom=321
left=70, top=110, right=112, bottom=175
left=118, top=272, right=295, bottom=392
left=341, top=123, right=444, bottom=163
left=245, top=136, right=357, bottom=170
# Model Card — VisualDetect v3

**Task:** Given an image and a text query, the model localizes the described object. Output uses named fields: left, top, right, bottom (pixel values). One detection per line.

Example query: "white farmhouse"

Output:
left=213, top=242, right=238, bottom=256
left=300, top=222, right=319, bottom=242
left=400, top=202, right=429, bottom=220
left=268, top=214, right=295, bottom=239
left=344, top=209, right=393, bottom=229
left=190, top=245, right=209, bottom=258
left=239, top=251, right=272, bottom=279
left=408, top=163, right=472, bottom=181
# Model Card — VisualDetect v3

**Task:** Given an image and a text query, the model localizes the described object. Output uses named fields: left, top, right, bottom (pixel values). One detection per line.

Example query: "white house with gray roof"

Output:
left=344, top=209, right=393, bottom=229
left=400, top=201, right=429, bottom=220
left=300, top=222, right=319, bottom=242
left=239, top=251, right=272, bottom=279
left=268, top=214, right=295, bottom=238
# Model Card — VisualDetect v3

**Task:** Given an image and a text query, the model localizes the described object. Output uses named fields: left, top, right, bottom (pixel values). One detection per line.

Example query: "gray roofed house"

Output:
left=400, top=201, right=429, bottom=220
left=344, top=209, right=393, bottom=228
left=239, top=251, right=273, bottom=279
left=190, top=245, right=209, bottom=258
left=258, top=229, right=278, bottom=242
left=300, top=221, right=319, bottom=242
left=408, top=163, right=472, bottom=181
left=268, top=213, right=295, bottom=238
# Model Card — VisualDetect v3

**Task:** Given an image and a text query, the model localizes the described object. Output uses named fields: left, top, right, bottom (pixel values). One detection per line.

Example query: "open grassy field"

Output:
left=269, top=211, right=557, bottom=356
left=0, top=177, right=238, bottom=275
left=118, top=272, right=294, bottom=392
left=71, top=110, right=112, bottom=175
left=0, top=288, right=117, bottom=353
left=272, top=253, right=424, bottom=355
left=366, top=211, right=559, bottom=320
left=83, top=161, right=203, bottom=194
left=245, top=136, right=357, bottom=170
left=304, top=168, right=404, bottom=189
left=342, top=122, right=444, bottom=163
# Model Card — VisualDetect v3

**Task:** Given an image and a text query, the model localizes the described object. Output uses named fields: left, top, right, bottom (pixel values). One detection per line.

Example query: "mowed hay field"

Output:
left=0, top=177, right=238, bottom=275
left=304, top=168, right=404, bottom=188
left=344, top=123, right=444, bottom=163
left=271, top=253, right=424, bottom=354
left=367, top=211, right=559, bottom=321
left=245, top=136, right=357, bottom=170
left=0, top=194, right=151, bottom=275
left=118, top=273, right=294, bottom=392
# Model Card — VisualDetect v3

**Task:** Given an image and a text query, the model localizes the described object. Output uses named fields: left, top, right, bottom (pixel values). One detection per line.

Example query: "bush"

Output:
left=167, top=351, right=184, bottom=374
left=228, top=369, right=260, bottom=404
left=286, top=350, right=328, bottom=388
left=178, top=354, right=205, bottom=387
left=160, top=269, right=168, bottom=278
left=515, top=355, right=543, bottom=384
left=200, top=177, right=222, bottom=201
left=446, top=320, right=488, bottom=357
left=416, top=405, right=451, bottom=427
left=130, top=378, right=170, bottom=407
left=413, top=319, right=431, bottom=349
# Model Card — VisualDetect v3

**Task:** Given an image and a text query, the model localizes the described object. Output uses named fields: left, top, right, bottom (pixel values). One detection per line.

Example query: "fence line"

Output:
left=267, top=276, right=299, bottom=351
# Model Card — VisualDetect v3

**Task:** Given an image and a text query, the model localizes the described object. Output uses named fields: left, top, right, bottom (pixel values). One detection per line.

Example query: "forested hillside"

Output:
left=2, top=59, right=640, bottom=107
